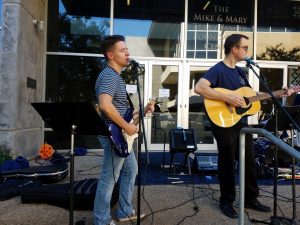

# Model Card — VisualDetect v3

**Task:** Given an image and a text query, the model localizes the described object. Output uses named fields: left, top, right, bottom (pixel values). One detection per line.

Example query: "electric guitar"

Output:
left=107, top=100, right=155, bottom=157
left=204, top=86, right=300, bottom=128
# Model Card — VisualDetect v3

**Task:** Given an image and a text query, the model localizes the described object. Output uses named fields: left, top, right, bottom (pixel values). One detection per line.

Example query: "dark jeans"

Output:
left=210, top=122, right=259, bottom=205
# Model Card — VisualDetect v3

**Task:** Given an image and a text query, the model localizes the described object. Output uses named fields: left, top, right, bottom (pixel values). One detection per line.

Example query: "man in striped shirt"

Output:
left=94, top=35, right=153, bottom=225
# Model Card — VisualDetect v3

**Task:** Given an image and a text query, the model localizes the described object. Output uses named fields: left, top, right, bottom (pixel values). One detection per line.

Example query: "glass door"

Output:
left=184, top=62, right=217, bottom=151
left=145, top=61, right=183, bottom=150
left=254, top=64, right=287, bottom=123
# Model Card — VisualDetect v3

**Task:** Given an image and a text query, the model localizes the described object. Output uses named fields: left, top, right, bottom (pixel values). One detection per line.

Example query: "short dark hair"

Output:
left=100, top=35, right=125, bottom=59
left=224, top=34, right=249, bottom=55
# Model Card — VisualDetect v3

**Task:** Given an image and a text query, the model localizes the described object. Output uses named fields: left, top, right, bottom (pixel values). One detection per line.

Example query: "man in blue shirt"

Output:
left=94, top=35, right=153, bottom=225
left=194, top=34, right=272, bottom=219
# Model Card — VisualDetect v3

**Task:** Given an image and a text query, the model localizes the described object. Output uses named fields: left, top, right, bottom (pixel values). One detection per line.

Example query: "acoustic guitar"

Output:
left=204, top=86, right=300, bottom=128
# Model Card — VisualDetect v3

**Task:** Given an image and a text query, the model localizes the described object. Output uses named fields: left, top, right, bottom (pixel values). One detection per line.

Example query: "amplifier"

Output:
left=169, top=128, right=197, bottom=152
left=193, top=153, right=218, bottom=172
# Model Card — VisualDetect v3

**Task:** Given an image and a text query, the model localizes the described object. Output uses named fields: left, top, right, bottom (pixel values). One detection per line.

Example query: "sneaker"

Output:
left=117, top=210, right=145, bottom=222
left=107, top=220, right=117, bottom=225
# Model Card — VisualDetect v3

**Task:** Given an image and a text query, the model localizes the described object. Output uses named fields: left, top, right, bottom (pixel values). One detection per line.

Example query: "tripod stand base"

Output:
left=271, top=216, right=294, bottom=225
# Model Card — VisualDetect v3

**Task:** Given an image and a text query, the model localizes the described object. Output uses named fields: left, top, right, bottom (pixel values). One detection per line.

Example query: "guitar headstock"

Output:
left=148, top=97, right=157, bottom=106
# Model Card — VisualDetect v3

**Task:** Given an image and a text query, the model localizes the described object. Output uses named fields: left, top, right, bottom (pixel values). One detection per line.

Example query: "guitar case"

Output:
left=0, top=163, right=69, bottom=183
left=20, top=178, right=119, bottom=210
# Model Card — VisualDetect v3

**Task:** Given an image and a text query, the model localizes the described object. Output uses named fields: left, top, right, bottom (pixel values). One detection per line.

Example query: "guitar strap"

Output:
left=126, top=92, right=134, bottom=109
left=237, top=67, right=252, bottom=88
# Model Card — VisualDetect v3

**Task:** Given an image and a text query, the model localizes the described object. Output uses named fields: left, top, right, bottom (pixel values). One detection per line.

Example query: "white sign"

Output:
left=159, top=88, right=170, bottom=98
left=126, top=85, right=137, bottom=93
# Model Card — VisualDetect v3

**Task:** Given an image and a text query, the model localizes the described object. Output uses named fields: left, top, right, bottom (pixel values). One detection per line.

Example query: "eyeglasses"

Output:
left=236, top=45, right=249, bottom=51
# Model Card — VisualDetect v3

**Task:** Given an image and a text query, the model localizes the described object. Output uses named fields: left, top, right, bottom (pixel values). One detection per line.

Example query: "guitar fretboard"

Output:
left=248, top=86, right=300, bottom=103
left=248, top=89, right=286, bottom=103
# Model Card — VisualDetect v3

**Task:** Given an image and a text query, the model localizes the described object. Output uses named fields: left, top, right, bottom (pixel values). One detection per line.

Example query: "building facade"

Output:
left=1, top=0, right=300, bottom=157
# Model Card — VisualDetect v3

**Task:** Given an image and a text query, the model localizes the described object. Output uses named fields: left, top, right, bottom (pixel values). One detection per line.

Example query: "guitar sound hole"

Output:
left=236, top=97, right=251, bottom=115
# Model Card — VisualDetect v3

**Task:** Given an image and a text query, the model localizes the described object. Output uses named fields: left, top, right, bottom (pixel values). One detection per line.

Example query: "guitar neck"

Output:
left=249, top=89, right=287, bottom=103
left=132, top=116, right=139, bottom=126
left=131, top=99, right=155, bottom=126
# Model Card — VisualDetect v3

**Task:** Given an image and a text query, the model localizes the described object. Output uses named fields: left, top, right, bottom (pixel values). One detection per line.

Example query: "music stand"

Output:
left=263, top=106, right=300, bottom=224
left=31, top=101, right=109, bottom=225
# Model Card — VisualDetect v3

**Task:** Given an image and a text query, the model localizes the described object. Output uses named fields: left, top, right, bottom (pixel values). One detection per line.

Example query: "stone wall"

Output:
left=0, top=0, right=45, bottom=157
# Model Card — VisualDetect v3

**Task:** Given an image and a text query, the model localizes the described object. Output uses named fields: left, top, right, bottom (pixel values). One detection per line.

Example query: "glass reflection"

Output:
left=48, top=0, right=110, bottom=53
left=258, top=68, right=284, bottom=121
left=190, top=66, right=214, bottom=144
left=257, top=0, right=300, bottom=61
left=46, top=55, right=105, bottom=103
left=151, top=65, right=178, bottom=144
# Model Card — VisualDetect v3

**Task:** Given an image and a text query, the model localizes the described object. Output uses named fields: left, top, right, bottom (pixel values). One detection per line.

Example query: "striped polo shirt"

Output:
left=95, top=66, right=128, bottom=123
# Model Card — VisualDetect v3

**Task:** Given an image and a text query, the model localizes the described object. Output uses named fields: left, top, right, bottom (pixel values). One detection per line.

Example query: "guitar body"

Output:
left=107, top=99, right=155, bottom=157
left=204, top=87, right=261, bottom=128
left=108, top=108, right=136, bottom=157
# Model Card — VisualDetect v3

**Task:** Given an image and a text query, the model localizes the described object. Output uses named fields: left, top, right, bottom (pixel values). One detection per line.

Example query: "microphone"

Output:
left=244, top=56, right=259, bottom=68
left=130, top=59, right=141, bottom=68
left=129, top=59, right=145, bottom=74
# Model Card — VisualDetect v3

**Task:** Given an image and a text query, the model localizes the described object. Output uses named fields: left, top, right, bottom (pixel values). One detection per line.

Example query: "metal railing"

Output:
left=239, top=128, right=300, bottom=225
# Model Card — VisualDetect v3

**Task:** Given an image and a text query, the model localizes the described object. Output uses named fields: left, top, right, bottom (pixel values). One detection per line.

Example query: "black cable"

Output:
left=143, top=192, right=212, bottom=220
left=141, top=158, right=155, bottom=225
left=175, top=209, right=198, bottom=225
left=198, top=170, right=220, bottom=203
left=259, top=187, right=300, bottom=203
left=245, top=210, right=271, bottom=224
left=139, top=163, right=213, bottom=222
left=245, top=186, right=294, bottom=224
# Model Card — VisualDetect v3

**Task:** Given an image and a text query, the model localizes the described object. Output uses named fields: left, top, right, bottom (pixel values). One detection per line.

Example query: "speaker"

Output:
left=169, top=128, right=197, bottom=152
left=193, top=153, right=218, bottom=173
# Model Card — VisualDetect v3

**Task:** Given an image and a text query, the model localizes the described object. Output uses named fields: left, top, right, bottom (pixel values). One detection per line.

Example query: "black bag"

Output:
left=21, top=178, right=119, bottom=210
left=0, top=179, right=42, bottom=201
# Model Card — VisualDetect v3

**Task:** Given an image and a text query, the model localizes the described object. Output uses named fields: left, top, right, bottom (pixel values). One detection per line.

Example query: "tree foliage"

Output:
left=257, top=43, right=300, bottom=61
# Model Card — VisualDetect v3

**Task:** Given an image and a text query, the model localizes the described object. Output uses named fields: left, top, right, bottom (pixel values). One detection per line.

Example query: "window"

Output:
left=257, top=0, right=300, bottom=61
left=187, top=0, right=253, bottom=59
left=47, top=0, right=110, bottom=53
left=114, top=0, right=184, bottom=58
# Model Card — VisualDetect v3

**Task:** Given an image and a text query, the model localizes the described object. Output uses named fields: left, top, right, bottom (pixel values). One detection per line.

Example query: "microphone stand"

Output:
left=131, top=63, right=148, bottom=225
left=246, top=62, right=300, bottom=224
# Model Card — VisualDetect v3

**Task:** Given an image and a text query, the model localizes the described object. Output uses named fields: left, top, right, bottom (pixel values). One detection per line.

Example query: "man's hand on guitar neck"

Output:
left=256, top=86, right=296, bottom=99
left=281, top=87, right=296, bottom=97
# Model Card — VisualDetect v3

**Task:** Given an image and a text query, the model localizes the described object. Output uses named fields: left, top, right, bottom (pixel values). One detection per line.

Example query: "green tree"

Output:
left=257, top=43, right=300, bottom=61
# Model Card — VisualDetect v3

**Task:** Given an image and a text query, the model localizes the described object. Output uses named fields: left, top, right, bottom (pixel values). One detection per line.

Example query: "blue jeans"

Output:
left=94, top=136, right=138, bottom=225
